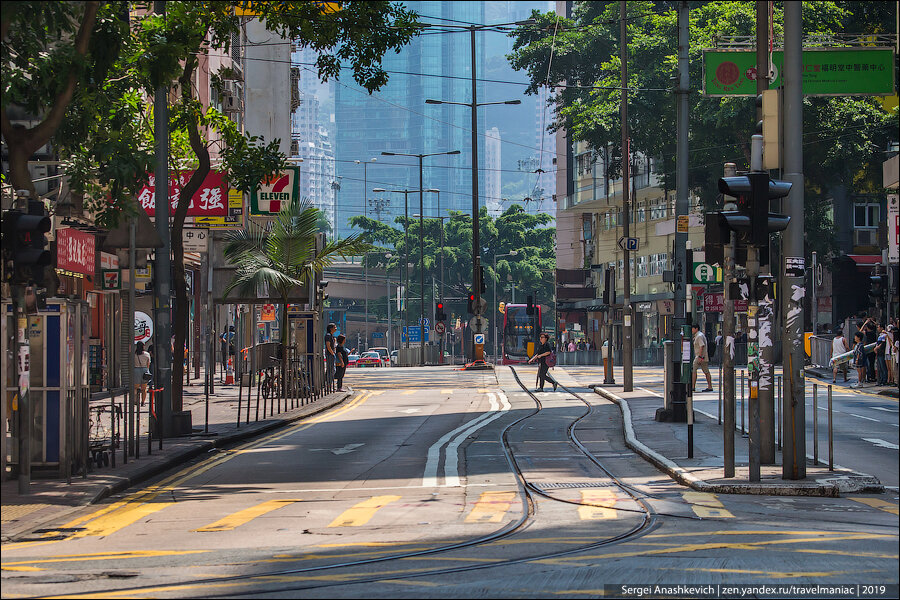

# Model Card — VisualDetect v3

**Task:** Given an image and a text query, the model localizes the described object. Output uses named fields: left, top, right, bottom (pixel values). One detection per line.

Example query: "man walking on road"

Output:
left=691, top=323, right=713, bottom=393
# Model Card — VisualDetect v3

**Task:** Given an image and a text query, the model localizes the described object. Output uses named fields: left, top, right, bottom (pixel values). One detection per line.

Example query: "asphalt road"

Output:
left=1, top=366, right=896, bottom=599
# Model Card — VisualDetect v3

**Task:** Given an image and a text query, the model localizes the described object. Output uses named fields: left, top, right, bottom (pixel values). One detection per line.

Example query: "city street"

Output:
left=2, top=366, right=896, bottom=598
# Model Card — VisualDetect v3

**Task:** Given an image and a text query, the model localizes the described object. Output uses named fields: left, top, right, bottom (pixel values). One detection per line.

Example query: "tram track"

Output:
left=20, top=370, right=687, bottom=598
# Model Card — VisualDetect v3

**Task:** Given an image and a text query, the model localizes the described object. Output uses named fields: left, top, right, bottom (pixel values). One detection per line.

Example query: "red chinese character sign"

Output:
left=56, top=228, right=96, bottom=276
left=138, top=170, right=228, bottom=217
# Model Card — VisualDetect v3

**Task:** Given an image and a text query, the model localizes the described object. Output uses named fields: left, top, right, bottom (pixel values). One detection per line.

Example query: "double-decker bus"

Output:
left=501, top=303, right=542, bottom=364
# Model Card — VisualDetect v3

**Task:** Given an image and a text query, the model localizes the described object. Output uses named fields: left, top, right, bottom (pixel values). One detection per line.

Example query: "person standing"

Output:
left=831, top=330, right=850, bottom=383
left=334, top=334, right=349, bottom=392
left=134, top=341, right=152, bottom=407
left=861, top=318, right=877, bottom=382
left=874, top=324, right=888, bottom=386
left=528, top=332, right=558, bottom=392
left=691, top=323, right=713, bottom=393
left=852, top=332, right=867, bottom=388
left=325, top=323, right=336, bottom=390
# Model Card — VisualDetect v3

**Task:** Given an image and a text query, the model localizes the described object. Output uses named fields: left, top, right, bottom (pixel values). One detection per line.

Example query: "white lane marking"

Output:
left=849, top=413, right=880, bottom=422
left=443, top=392, right=511, bottom=487
left=863, top=438, right=900, bottom=450
left=871, top=406, right=898, bottom=413
left=309, top=443, right=365, bottom=455
left=639, top=387, right=664, bottom=398
left=423, top=393, right=501, bottom=488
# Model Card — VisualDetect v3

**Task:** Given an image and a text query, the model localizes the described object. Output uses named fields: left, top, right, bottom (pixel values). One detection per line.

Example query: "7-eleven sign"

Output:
left=252, top=167, right=299, bottom=215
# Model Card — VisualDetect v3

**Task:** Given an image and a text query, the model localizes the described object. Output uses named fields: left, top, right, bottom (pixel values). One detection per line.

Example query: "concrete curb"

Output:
left=592, top=386, right=882, bottom=497
left=86, top=390, right=355, bottom=506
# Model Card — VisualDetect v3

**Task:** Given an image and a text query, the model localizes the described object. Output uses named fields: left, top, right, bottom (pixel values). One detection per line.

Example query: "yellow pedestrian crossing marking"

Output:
left=328, top=495, right=401, bottom=527
left=850, top=498, right=899, bottom=515
left=73, top=502, right=175, bottom=537
left=441, top=389, right=454, bottom=394
left=578, top=489, right=618, bottom=520
left=402, top=390, right=416, bottom=395
left=194, top=499, right=302, bottom=532
left=465, top=491, right=517, bottom=524
left=682, top=492, right=734, bottom=519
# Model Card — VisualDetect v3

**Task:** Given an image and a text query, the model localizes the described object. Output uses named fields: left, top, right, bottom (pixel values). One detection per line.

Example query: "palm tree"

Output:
left=223, top=197, right=371, bottom=392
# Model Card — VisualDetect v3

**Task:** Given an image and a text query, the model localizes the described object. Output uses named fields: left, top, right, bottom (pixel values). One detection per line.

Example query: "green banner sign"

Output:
left=704, top=48, right=895, bottom=96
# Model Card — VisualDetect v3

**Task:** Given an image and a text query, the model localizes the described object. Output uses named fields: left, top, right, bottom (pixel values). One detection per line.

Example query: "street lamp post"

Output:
left=382, top=151, right=459, bottom=366
left=493, top=251, right=518, bottom=362
left=372, top=187, right=414, bottom=358
left=355, top=158, right=377, bottom=351
left=427, top=40, right=521, bottom=360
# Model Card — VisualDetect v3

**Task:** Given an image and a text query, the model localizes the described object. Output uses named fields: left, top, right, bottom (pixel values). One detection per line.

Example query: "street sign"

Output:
left=692, top=262, right=723, bottom=284
left=402, top=326, right=429, bottom=343
left=434, top=321, right=446, bottom=335
left=420, top=317, right=430, bottom=327
left=372, top=331, right=384, bottom=338
left=888, top=194, right=898, bottom=263
left=474, top=333, right=485, bottom=345
left=618, top=236, right=639, bottom=252
left=182, top=228, right=209, bottom=252
left=703, top=48, right=896, bottom=97
left=134, top=311, right=153, bottom=343
left=474, top=297, right=487, bottom=315
left=469, top=315, right=488, bottom=334
left=785, top=256, right=806, bottom=278
left=676, top=215, right=690, bottom=233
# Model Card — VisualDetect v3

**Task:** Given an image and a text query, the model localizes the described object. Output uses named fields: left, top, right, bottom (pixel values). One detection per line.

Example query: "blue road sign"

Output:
left=372, top=332, right=384, bottom=338
left=401, top=326, right=429, bottom=343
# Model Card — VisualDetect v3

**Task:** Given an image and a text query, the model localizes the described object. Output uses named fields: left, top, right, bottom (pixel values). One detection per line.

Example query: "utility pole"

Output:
left=781, top=1, right=806, bottom=480
left=470, top=27, right=483, bottom=362
left=152, top=0, right=173, bottom=435
left=620, top=1, right=633, bottom=392
left=756, top=0, right=777, bottom=466
left=722, top=163, right=737, bottom=479
left=674, top=1, right=689, bottom=336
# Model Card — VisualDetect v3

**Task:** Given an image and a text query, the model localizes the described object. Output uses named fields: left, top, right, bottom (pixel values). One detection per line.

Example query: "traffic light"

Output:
left=718, top=173, right=791, bottom=248
left=526, top=295, right=534, bottom=315
left=479, top=265, right=486, bottom=294
left=756, top=89, right=780, bottom=170
left=467, top=291, right=475, bottom=315
left=436, top=302, right=446, bottom=322
left=317, top=279, right=329, bottom=302
left=498, top=301, right=506, bottom=314
left=868, top=275, right=885, bottom=307
left=2, top=208, right=51, bottom=286
left=602, top=267, right=616, bottom=306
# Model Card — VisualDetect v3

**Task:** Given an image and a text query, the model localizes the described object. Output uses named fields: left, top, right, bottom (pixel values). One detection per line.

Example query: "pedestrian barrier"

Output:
left=812, top=383, right=835, bottom=471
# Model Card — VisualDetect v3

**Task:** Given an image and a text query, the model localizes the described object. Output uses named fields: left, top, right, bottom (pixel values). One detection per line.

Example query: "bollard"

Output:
left=740, top=370, right=746, bottom=436
left=813, top=383, right=818, bottom=465
left=111, top=391, right=117, bottom=468
left=718, top=361, right=723, bottom=425
left=828, top=384, right=834, bottom=471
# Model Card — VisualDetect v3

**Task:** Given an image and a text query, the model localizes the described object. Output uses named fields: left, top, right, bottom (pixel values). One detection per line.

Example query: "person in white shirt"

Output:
left=691, top=324, right=713, bottom=393
left=134, top=341, right=152, bottom=406
left=831, top=330, right=849, bottom=383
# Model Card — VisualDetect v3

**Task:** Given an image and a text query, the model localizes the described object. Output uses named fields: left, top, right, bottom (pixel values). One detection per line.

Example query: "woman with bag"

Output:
left=134, top=341, right=152, bottom=406
left=528, top=332, right=558, bottom=392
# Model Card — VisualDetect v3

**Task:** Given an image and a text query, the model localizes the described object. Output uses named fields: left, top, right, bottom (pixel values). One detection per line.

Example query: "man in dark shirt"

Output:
left=325, top=323, right=336, bottom=390
left=527, top=332, right=558, bottom=392
left=334, top=334, right=349, bottom=392
left=861, top=318, right=877, bottom=382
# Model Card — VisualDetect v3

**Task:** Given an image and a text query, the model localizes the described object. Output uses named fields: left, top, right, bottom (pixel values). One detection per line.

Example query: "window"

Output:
left=637, top=255, right=648, bottom=278
left=636, top=205, right=646, bottom=223
left=853, top=203, right=879, bottom=228
left=651, top=201, right=667, bottom=220
left=649, top=254, right=659, bottom=277
left=617, top=260, right=624, bottom=281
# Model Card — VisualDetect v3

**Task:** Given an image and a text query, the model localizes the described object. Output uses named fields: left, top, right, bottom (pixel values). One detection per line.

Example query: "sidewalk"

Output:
left=1, top=373, right=352, bottom=543
left=804, top=365, right=899, bottom=398
left=590, top=383, right=884, bottom=497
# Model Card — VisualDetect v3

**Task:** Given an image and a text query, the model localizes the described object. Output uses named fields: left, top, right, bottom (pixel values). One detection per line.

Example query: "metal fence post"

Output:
left=828, top=384, right=834, bottom=471
left=740, top=369, right=746, bottom=436
left=813, top=382, right=818, bottom=465
left=776, top=374, right=781, bottom=451
left=718, top=360, right=722, bottom=425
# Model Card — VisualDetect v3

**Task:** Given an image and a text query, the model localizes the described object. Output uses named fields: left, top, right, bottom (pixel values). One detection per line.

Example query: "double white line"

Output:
left=423, top=392, right=511, bottom=488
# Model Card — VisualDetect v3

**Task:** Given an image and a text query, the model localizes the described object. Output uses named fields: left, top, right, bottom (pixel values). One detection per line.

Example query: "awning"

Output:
left=848, top=254, right=882, bottom=267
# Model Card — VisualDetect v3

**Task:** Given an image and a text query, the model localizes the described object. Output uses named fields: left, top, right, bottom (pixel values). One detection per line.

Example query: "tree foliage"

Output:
left=348, top=204, right=555, bottom=320
left=508, top=1, right=898, bottom=261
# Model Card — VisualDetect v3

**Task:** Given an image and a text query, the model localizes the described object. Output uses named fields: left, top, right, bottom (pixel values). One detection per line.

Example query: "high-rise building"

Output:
left=485, top=127, right=502, bottom=216
left=330, top=1, right=558, bottom=237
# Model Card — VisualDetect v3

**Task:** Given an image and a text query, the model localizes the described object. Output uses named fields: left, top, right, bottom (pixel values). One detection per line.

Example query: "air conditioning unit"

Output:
left=222, top=90, right=240, bottom=113
left=854, top=228, right=877, bottom=246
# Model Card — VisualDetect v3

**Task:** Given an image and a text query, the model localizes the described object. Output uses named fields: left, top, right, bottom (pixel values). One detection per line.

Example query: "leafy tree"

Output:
left=508, top=1, right=897, bottom=263
left=223, top=197, right=370, bottom=388
left=3, top=1, right=420, bottom=408
left=348, top=204, right=555, bottom=321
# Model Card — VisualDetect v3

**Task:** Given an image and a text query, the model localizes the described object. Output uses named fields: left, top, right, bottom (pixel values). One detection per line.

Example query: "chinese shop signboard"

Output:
left=138, top=170, right=229, bottom=217
left=703, top=48, right=895, bottom=96
left=56, top=228, right=96, bottom=276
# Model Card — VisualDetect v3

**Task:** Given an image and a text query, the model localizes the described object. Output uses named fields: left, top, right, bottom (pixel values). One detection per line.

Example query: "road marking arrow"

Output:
left=310, top=443, right=365, bottom=455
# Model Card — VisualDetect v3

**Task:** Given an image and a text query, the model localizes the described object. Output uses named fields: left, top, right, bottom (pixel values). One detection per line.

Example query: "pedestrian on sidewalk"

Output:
left=874, top=325, right=888, bottom=386
left=860, top=318, right=877, bottom=382
left=528, top=332, right=558, bottom=392
left=134, top=341, right=151, bottom=406
left=334, top=334, right=349, bottom=392
left=885, top=325, right=896, bottom=386
left=691, top=324, right=713, bottom=393
left=325, top=323, right=336, bottom=391
left=852, top=331, right=867, bottom=388
left=831, top=330, right=849, bottom=383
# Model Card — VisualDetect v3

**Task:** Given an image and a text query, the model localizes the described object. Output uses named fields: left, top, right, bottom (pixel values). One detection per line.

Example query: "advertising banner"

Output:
left=138, top=170, right=229, bottom=217
left=56, top=228, right=96, bottom=276
left=252, top=167, right=300, bottom=215
left=888, top=194, right=898, bottom=263
left=704, top=48, right=895, bottom=96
